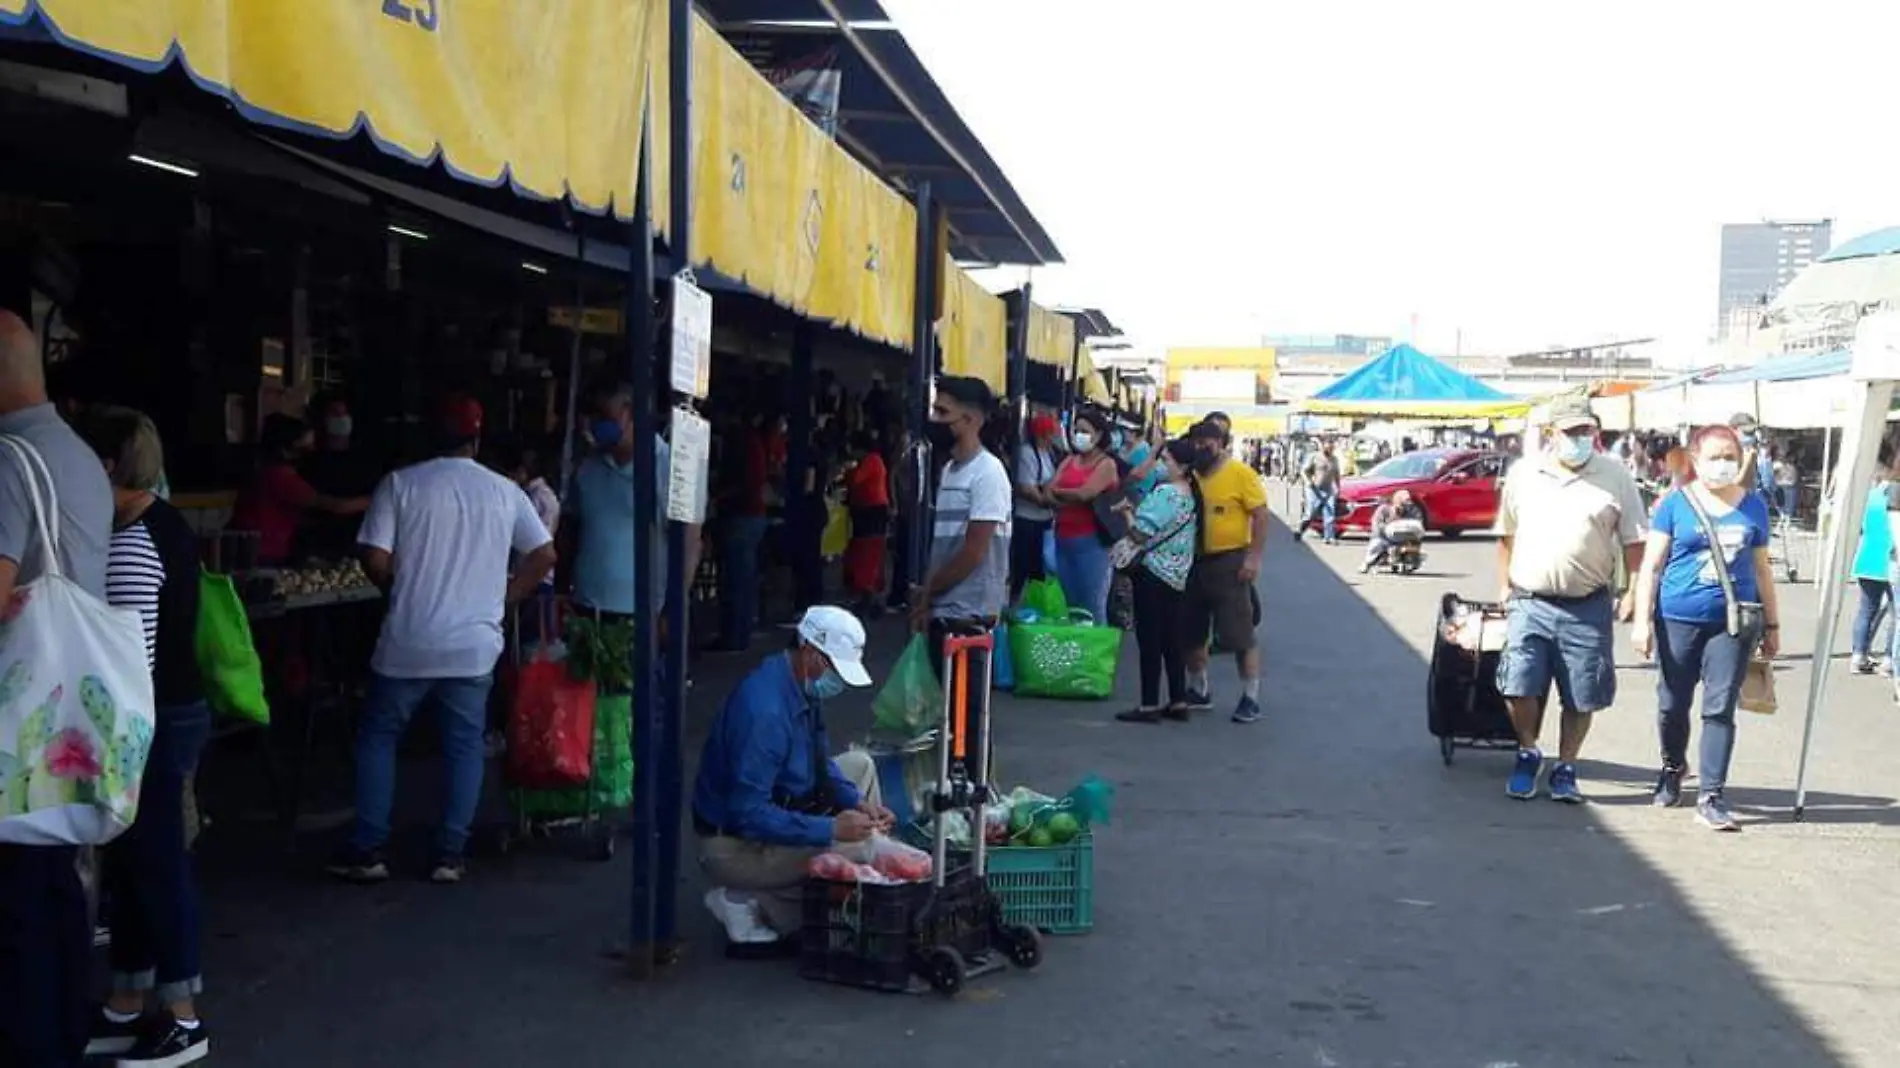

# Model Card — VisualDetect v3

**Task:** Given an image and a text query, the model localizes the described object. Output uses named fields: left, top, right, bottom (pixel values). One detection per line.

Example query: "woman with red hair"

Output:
left=1630, top=424, right=1781, bottom=831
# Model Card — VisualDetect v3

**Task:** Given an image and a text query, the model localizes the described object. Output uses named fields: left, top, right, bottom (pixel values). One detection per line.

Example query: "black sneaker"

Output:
left=1231, top=696, right=1262, bottom=724
left=1114, top=707, right=1165, bottom=724
left=116, top=1015, right=209, bottom=1067
left=325, top=846, right=389, bottom=884
left=85, top=1009, right=144, bottom=1057
left=1854, top=656, right=1876, bottom=675
left=1181, top=689, right=1213, bottom=712
left=1652, top=766, right=1685, bottom=808
left=429, top=854, right=468, bottom=884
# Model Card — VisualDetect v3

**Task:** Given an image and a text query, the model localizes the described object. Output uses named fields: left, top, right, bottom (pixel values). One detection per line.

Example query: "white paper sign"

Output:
left=666, top=408, right=711, bottom=524
left=670, top=274, right=713, bottom=398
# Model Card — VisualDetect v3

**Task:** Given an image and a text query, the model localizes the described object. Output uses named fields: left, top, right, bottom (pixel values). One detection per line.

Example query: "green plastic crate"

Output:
left=985, top=832, right=1094, bottom=934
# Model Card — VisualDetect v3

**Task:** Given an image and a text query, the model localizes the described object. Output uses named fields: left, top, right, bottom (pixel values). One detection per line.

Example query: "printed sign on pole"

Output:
left=666, top=407, right=712, bottom=524
left=670, top=273, right=712, bottom=399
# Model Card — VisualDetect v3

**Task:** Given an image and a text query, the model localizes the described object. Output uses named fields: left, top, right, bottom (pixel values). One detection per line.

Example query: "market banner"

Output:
left=0, top=0, right=670, bottom=225
left=1077, top=348, right=1113, bottom=405
left=940, top=260, right=1005, bottom=392
left=1026, top=302, right=1076, bottom=368
left=692, top=15, right=915, bottom=349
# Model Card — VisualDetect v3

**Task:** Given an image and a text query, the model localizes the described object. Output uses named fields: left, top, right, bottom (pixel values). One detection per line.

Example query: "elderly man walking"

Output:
left=1495, top=395, right=1648, bottom=803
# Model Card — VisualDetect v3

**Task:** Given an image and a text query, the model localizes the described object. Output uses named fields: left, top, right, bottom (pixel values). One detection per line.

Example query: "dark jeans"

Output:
left=104, top=701, right=212, bottom=1005
left=0, top=843, right=89, bottom=1067
left=1655, top=616, right=1759, bottom=795
left=719, top=515, right=769, bottom=647
left=1853, top=577, right=1890, bottom=659
left=1130, top=569, right=1188, bottom=708
left=1010, top=517, right=1051, bottom=599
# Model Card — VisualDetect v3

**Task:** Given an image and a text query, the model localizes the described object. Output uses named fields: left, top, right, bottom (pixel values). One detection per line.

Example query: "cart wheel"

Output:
left=1439, top=736, right=1455, bottom=766
left=1786, top=567, right=1799, bottom=583
left=923, top=947, right=966, bottom=996
left=585, top=824, right=616, bottom=863
left=1001, top=924, right=1042, bottom=969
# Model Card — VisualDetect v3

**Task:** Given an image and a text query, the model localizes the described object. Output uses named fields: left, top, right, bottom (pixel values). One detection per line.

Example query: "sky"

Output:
left=879, top=0, right=1898, bottom=365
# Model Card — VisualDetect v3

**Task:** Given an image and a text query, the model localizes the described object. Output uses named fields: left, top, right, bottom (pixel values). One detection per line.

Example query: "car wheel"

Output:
left=1438, top=527, right=1464, bottom=539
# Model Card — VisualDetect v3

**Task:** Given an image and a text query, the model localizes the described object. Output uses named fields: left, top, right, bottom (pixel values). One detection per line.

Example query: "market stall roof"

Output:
left=1057, top=307, right=1124, bottom=342
left=702, top=0, right=1061, bottom=266
left=1821, top=227, right=1900, bottom=262
left=1302, top=343, right=1532, bottom=418
left=1701, top=350, right=1851, bottom=385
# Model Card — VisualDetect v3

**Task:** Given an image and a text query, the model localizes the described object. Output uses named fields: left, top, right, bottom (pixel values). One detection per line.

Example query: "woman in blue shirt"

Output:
left=1630, top=424, right=1781, bottom=832
left=1849, top=453, right=1894, bottom=673
left=1115, top=439, right=1200, bottom=724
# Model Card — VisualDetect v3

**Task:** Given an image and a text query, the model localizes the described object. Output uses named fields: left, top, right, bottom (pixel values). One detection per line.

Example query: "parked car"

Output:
left=1304, top=448, right=1505, bottom=537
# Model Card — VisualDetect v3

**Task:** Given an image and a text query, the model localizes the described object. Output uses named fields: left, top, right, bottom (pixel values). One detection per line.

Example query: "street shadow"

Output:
left=187, top=514, right=1861, bottom=1067
left=1580, top=757, right=1900, bottom=824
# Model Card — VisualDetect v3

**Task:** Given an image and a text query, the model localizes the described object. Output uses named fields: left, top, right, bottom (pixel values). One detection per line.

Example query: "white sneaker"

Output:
left=703, top=888, right=778, bottom=944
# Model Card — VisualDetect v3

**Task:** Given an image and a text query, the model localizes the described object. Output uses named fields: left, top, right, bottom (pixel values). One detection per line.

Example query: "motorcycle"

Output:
left=1382, top=517, right=1426, bottom=575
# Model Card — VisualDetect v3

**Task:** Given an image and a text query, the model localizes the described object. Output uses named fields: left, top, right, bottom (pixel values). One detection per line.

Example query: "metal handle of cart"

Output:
left=933, top=626, right=995, bottom=889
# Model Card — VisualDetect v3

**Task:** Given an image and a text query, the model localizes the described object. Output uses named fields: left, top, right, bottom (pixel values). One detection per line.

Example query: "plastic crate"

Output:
left=985, top=832, right=1093, bottom=934
left=799, top=868, right=993, bottom=993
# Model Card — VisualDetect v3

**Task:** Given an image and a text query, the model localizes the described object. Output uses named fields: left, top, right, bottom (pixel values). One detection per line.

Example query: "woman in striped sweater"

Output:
left=77, top=406, right=211, bottom=1067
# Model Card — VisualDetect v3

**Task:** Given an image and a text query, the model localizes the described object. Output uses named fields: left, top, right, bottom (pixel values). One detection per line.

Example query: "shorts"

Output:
left=1495, top=590, right=1616, bottom=714
left=1185, top=550, right=1258, bottom=653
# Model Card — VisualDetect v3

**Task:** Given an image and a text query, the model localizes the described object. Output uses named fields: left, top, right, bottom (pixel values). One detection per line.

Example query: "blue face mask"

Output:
left=591, top=418, right=624, bottom=450
left=1555, top=433, right=1595, bottom=468
left=806, top=668, right=846, bottom=702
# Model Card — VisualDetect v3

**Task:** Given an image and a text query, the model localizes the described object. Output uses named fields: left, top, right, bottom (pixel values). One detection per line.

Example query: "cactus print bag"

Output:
left=0, top=435, right=154, bottom=845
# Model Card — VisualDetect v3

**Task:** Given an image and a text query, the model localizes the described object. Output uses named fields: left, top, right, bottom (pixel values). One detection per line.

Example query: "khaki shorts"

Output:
left=1184, top=550, right=1259, bottom=653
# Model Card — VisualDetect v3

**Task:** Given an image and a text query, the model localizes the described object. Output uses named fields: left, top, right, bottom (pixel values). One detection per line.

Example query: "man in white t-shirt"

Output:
left=329, top=395, right=556, bottom=885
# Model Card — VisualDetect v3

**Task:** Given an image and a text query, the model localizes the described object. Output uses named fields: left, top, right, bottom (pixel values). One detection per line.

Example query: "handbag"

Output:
left=0, top=435, right=155, bottom=845
left=196, top=569, right=270, bottom=725
left=1677, top=485, right=1766, bottom=644
left=1109, top=497, right=1196, bottom=573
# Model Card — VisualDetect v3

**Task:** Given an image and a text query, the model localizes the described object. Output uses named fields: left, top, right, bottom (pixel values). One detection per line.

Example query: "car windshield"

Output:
left=1366, top=452, right=1448, bottom=481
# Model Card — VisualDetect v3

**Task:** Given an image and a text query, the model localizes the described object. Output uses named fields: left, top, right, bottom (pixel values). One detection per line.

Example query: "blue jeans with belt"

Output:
left=350, top=673, right=495, bottom=859
left=104, top=701, right=212, bottom=1005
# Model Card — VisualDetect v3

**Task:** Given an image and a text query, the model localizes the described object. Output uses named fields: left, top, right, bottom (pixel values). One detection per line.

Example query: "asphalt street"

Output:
left=193, top=493, right=1900, bottom=1068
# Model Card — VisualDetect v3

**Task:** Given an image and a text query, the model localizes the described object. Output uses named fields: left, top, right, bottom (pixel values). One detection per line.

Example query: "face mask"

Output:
left=1072, top=431, right=1096, bottom=453
left=806, top=666, right=846, bottom=701
left=325, top=416, right=353, bottom=438
left=1698, top=459, right=1741, bottom=489
left=591, top=418, right=624, bottom=450
left=1191, top=449, right=1219, bottom=474
left=1554, top=433, right=1595, bottom=468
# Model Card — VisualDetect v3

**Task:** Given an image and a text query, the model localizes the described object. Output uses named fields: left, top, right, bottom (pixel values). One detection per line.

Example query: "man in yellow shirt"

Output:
left=1183, top=420, right=1271, bottom=723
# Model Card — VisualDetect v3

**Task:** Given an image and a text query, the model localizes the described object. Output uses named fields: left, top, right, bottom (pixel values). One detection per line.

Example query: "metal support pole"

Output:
left=1065, top=335, right=1082, bottom=420
left=906, top=181, right=937, bottom=588
left=624, top=108, right=661, bottom=979
left=1007, top=283, right=1032, bottom=440
left=788, top=321, right=815, bottom=603
left=557, top=226, right=587, bottom=502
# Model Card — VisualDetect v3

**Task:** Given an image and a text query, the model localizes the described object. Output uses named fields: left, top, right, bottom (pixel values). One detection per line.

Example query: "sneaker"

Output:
left=1506, top=748, right=1543, bottom=799
left=1161, top=704, right=1192, bottom=722
left=1696, top=792, right=1741, bottom=832
left=703, top=888, right=778, bottom=945
left=85, top=1009, right=144, bottom=1057
left=324, top=846, right=389, bottom=884
left=1547, top=763, right=1585, bottom=804
left=1114, top=707, right=1164, bottom=724
left=1853, top=656, right=1876, bottom=675
left=115, top=1015, right=209, bottom=1067
left=1231, top=696, right=1262, bottom=724
left=1181, top=690, right=1213, bottom=712
left=428, top=855, right=467, bottom=884
left=1653, top=766, right=1685, bottom=808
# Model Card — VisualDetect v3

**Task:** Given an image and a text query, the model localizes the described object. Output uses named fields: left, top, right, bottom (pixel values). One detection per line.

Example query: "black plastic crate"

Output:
left=799, top=868, right=994, bottom=992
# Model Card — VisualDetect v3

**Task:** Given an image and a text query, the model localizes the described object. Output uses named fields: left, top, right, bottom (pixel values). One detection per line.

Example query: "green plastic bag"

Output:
left=516, top=693, right=634, bottom=817
left=1020, top=577, right=1068, bottom=621
left=1009, top=610, right=1123, bottom=699
left=195, top=569, right=270, bottom=724
left=872, top=635, right=944, bottom=735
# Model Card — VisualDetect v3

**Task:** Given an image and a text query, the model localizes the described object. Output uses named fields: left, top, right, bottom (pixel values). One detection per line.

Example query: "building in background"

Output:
left=1717, top=219, right=1832, bottom=340
left=1264, top=334, right=1394, bottom=361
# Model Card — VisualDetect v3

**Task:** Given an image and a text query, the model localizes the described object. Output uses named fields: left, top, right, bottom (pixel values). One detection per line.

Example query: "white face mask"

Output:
left=1697, top=458, right=1741, bottom=489
left=1554, top=433, right=1595, bottom=468
left=1071, top=431, right=1095, bottom=453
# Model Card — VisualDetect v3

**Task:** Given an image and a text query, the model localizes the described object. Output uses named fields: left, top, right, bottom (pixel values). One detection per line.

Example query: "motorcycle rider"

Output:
left=1360, top=489, right=1424, bottom=573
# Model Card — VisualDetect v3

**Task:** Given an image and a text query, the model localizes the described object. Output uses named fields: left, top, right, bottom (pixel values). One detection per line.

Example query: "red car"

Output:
left=1303, top=448, right=1506, bottom=537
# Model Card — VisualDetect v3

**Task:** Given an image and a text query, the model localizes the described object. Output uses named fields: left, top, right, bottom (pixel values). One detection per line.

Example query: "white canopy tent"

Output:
left=1792, top=312, right=1900, bottom=818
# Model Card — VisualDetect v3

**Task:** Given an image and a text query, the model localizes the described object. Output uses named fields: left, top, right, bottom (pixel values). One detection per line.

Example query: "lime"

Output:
left=1046, top=812, right=1080, bottom=844
left=1027, top=827, right=1054, bottom=848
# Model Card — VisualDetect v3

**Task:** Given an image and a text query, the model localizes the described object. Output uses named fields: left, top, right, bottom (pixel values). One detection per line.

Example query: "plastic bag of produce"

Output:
left=872, top=635, right=943, bottom=735
left=991, top=622, right=1015, bottom=690
left=506, top=648, right=597, bottom=789
left=1020, top=576, right=1068, bottom=622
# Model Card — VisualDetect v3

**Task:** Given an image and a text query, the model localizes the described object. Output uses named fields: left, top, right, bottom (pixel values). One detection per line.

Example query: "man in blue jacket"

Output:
left=693, top=605, right=893, bottom=948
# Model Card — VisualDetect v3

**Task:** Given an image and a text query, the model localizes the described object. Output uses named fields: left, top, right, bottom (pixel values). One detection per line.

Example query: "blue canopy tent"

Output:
left=1302, top=343, right=1533, bottom=419
left=1700, top=350, right=1851, bottom=385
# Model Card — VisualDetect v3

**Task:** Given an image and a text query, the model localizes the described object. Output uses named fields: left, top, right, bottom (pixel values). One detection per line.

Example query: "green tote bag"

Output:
left=195, top=569, right=270, bottom=725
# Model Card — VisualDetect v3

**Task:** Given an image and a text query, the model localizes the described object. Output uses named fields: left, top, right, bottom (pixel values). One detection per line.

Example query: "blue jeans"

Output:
left=1305, top=487, right=1338, bottom=540
left=350, top=673, right=495, bottom=858
left=1055, top=534, right=1112, bottom=626
left=1853, top=577, right=1890, bottom=659
left=104, top=701, right=212, bottom=1005
left=719, top=515, right=770, bottom=647
left=1655, top=616, right=1760, bottom=794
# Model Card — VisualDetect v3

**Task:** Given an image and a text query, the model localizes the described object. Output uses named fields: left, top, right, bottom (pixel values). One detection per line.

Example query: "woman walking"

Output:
left=1630, top=424, right=1780, bottom=832
left=1115, top=440, right=1201, bottom=724
left=1850, top=454, right=1893, bottom=673
left=78, top=407, right=213, bottom=1065
left=1046, top=409, right=1120, bottom=625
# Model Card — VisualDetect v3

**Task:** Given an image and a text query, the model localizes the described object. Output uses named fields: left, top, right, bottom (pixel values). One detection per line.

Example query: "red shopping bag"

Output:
left=506, top=652, right=598, bottom=789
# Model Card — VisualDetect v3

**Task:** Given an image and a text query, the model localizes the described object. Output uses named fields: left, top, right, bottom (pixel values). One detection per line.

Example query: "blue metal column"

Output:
left=625, top=107, right=662, bottom=978
left=787, top=321, right=815, bottom=605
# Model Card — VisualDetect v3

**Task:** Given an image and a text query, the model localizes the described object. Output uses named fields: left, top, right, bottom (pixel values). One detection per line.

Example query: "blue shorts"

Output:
left=1495, top=590, right=1617, bottom=714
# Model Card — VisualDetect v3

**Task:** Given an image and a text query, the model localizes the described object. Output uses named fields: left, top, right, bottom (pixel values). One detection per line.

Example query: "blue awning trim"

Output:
left=1700, top=350, right=1851, bottom=385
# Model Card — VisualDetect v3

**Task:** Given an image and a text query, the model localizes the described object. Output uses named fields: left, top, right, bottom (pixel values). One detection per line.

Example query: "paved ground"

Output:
left=191, top=490, right=1900, bottom=1067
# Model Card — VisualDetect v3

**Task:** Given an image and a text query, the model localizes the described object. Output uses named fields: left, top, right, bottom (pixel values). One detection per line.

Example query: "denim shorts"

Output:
left=1495, top=589, right=1616, bottom=714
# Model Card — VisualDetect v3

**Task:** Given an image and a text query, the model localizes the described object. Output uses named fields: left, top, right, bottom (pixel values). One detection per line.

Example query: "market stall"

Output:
left=1299, top=343, right=1536, bottom=423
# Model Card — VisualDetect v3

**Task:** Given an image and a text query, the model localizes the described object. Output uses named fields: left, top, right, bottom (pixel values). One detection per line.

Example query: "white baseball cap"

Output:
left=796, top=605, right=872, bottom=688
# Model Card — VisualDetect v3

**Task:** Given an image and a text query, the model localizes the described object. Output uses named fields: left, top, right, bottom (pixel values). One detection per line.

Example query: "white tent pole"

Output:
left=1793, top=314, right=1900, bottom=819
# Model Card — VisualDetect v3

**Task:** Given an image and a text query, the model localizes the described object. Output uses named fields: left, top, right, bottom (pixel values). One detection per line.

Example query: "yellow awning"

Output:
left=1026, top=303, right=1076, bottom=368
left=2, top=0, right=670, bottom=227
left=1166, top=412, right=1283, bottom=435
left=1077, top=349, right=1113, bottom=405
left=940, top=261, right=1006, bottom=392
